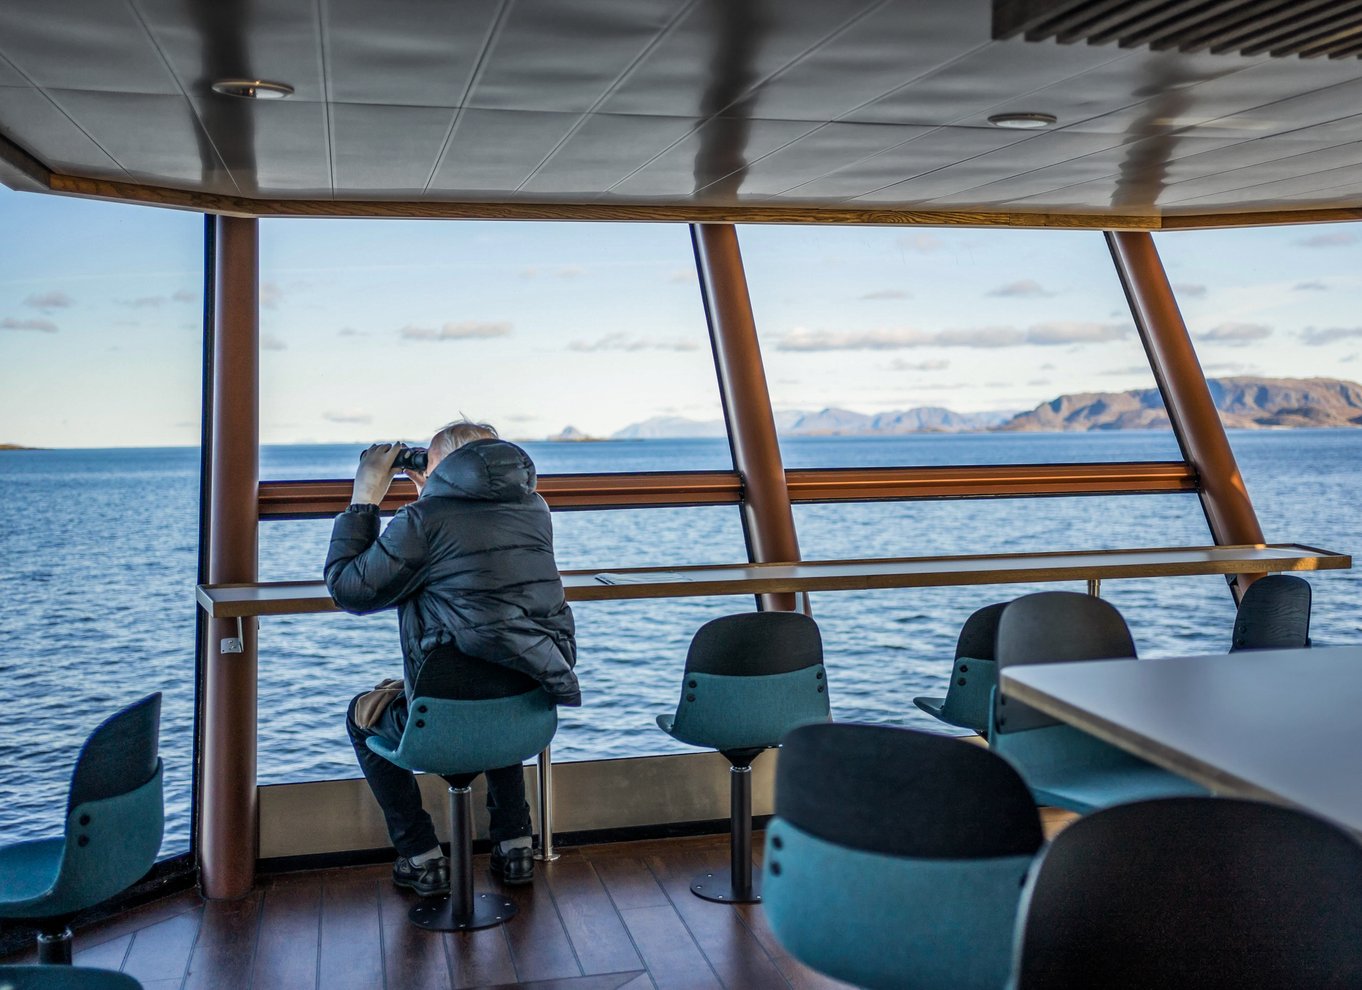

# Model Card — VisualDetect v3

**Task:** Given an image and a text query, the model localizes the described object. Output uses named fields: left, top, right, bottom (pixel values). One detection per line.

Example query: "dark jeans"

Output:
left=346, top=692, right=532, bottom=858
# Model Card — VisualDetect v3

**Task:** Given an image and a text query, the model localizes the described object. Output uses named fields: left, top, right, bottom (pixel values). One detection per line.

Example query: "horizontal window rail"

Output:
left=256, top=461, right=1197, bottom=519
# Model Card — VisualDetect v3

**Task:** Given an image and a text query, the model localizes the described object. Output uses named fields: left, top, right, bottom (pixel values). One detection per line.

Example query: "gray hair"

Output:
left=430, top=419, right=498, bottom=460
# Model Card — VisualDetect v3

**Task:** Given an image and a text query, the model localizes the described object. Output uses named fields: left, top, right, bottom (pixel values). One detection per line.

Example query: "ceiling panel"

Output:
left=0, top=85, right=123, bottom=176
left=428, top=108, right=581, bottom=194
left=134, top=0, right=326, bottom=103
left=734, top=121, right=935, bottom=198
left=1169, top=163, right=1362, bottom=211
left=322, top=0, right=504, bottom=108
left=598, top=0, right=887, bottom=119
left=608, top=117, right=819, bottom=200
left=184, top=97, right=332, bottom=197
left=519, top=113, right=697, bottom=196
left=330, top=104, right=456, bottom=195
left=0, top=48, right=28, bottom=88
left=468, top=0, right=689, bottom=114
left=0, top=0, right=179, bottom=94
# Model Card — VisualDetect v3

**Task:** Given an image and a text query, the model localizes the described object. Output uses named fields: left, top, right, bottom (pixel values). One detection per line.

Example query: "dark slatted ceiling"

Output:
left=995, top=0, right=1362, bottom=59
left=0, top=0, right=1361, bottom=218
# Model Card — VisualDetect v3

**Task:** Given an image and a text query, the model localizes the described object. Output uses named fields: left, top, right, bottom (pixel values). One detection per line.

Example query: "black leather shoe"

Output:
left=392, top=855, right=450, bottom=897
left=489, top=844, right=534, bottom=885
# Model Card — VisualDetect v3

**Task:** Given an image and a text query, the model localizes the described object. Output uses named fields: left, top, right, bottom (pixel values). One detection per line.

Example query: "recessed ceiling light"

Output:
left=987, top=112, right=1057, bottom=130
left=211, top=79, right=294, bottom=100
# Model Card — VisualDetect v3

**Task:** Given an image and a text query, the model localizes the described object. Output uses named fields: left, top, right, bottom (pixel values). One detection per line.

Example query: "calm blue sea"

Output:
left=2, top=431, right=1360, bottom=855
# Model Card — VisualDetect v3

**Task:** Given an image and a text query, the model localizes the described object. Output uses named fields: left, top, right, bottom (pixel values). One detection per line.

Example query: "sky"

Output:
left=1, top=183, right=1361, bottom=448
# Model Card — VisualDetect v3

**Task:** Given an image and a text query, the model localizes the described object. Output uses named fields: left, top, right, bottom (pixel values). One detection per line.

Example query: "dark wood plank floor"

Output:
left=0, top=834, right=857, bottom=990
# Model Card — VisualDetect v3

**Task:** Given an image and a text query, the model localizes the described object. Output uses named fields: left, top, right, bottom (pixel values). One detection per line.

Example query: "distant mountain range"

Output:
left=604, top=377, right=1362, bottom=439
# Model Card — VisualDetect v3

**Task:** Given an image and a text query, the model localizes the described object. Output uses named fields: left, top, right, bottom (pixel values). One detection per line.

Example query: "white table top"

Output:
left=1001, top=646, right=1362, bottom=836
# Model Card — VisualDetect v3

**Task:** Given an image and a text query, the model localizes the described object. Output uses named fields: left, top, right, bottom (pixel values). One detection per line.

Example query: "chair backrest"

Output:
left=0, top=965, right=145, bottom=989
left=386, top=648, right=556, bottom=777
left=994, top=592, right=1136, bottom=734
left=43, top=695, right=164, bottom=917
left=1231, top=574, right=1312, bottom=651
left=669, top=612, right=829, bottom=755
left=956, top=601, right=1008, bottom=661
left=765, top=724, right=1042, bottom=990
left=1011, top=797, right=1362, bottom=989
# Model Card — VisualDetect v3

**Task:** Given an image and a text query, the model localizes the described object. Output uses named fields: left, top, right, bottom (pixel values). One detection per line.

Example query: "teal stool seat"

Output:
left=0, top=695, right=163, bottom=965
left=914, top=601, right=1007, bottom=735
left=657, top=612, right=830, bottom=904
left=364, top=659, right=557, bottom=932
left=1011, top=798, right=1362, bottom=989
left=764, top=723, right=1044, bottom=990
left=991, top=592, right=1205, bottom=812
left=0, top=965, right=143, bottom=989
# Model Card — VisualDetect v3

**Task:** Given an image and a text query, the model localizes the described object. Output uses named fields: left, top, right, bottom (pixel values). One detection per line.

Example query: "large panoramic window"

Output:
left=740, top=224, right=1180, bottom=466
left=254, top=220, right=750, bottom=779
left=0, top=188, right=202, bottom=856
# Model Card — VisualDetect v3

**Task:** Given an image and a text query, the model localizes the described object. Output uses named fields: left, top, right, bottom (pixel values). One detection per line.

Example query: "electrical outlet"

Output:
left=221, top=637, right=244, bottom=654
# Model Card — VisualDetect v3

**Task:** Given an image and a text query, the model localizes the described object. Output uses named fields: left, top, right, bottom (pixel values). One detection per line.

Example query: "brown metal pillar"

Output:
left=1106, top=230, right=1265, bottom=600
left=692, top=223, right=800, bottom=611
left=200, top=216, right=260, bottom=898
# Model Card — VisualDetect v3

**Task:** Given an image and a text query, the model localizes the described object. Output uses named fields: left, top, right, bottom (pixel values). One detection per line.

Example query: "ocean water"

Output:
left=2, top=431, right=1360, bottom=856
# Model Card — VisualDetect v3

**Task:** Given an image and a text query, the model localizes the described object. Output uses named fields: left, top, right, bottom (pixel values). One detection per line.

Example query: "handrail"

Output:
left=256, top=461, right=1198, bottom=519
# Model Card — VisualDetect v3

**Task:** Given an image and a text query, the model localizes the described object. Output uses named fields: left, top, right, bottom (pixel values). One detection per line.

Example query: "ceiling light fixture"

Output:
left=987, top=112, right=1057, bottom=129
left=211, top=79, right=294, bottom=100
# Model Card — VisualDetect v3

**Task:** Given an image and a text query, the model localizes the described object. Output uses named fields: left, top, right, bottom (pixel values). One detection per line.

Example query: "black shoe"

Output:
left=489, top=844, right=534, bottom=885
left=393, top=855, right=450, bottom=897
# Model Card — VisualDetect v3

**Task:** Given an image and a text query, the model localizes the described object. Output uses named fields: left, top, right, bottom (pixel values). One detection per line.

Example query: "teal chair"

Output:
left=365, top=659, right=556, bottom=932
left=0, top=695, right=163, bottom=965
left=657, top=612, right=830, bottom=904
left=990, top=592, right=1206, bottom=813
left=1011, top=797, right=1362, bottom=989
left=764, top=723, right=1044, bottom=990
left=1231, top=574, right=1311, bottom=651
left=0, top=966, right=142, bottom=989
left=914, top=601, right=1007, bottom=735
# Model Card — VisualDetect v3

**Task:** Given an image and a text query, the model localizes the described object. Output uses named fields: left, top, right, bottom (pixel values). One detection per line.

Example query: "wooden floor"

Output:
left=0, top=833, right=855, bottom=990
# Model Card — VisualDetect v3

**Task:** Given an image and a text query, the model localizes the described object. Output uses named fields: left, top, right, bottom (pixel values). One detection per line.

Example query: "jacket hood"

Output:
left=423, top=439, right=537, bottom=501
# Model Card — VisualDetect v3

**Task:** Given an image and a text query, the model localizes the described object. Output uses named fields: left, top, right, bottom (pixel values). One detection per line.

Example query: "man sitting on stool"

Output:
left=326, top=420, right=580, bottom=895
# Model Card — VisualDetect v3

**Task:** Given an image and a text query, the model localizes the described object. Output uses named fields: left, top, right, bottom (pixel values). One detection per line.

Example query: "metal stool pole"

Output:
left=535, top=745, right=559, bottom=862
left=409, top=784, right=515, bottom=931
left=692, top=763, right=761, bottom=903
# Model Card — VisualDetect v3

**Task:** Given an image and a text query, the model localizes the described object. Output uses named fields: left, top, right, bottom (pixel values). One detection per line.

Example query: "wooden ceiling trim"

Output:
left=0, top=130, right=51, bottom=193
left=1161, top=204, right=1362, bottom=228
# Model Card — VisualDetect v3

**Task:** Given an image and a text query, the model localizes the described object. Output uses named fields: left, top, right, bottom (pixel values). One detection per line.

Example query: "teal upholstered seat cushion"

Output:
left=0, top=762, right=163, bottom=919
left=366, top=689, right=557, bottom=776
left=763, top=819, right=1033, bottom=990
left=0, top=965, right=144, bottom=989
left=658, top=666, right=831, bottom=753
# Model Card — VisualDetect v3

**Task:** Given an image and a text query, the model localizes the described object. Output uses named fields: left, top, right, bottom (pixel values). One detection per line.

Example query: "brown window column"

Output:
left=692, top=223, right=800, bottom=611
left=1106, top=230, right=1265, bottom=601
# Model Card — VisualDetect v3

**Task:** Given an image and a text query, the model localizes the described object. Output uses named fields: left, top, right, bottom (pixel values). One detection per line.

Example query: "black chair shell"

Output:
left=1012, top=797, right=1362, bottom=989
left=1231, top=574, right=1311, bottom=652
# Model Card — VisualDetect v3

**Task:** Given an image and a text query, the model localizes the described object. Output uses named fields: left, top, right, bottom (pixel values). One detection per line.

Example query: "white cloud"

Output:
left=568, top=333, right=699, bottom=352
left=778, top=326, right=931, bottom=351
left=1294, top=281, right=1329, bottom=291
left=889, top=358, right=949, bottom=371
left=1196, top=322, right=1271, bottom=345
left=1, top=316, right=57, bottom=332
left=667, top=268, right=694, bottom=284
left=260, top=282, right=284, bottom=309
left=986, top=279, right=1054, bottom=298
left=118, top=296, right=165, bottom=308
left=1300, top=326, right=1362, bottom=346
left=936, top=326, right=1027, bottom=347
left=172, top=289, right=197, bottom=303
left=1295, top=231, right=1358, bottom=248
left=261, top=333, right=287, bottom=351
left=1172, top=283, right=1207, bottom=299
left=338, top=327, right=364, bottom=337
left=1026, top=322, right=1132, bottom=345
left=896, top=232, right=944, bottom=254
left=399, top=320, right=512, bottom=340
left=324, top=410, right=373, bottom=424
left=24, top=291, right=73, bottom=310
left=859, top=289, right=911, bottom=300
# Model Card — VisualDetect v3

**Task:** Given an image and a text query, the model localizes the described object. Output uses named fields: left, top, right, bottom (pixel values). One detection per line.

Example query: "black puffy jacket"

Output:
left=324, top=439, right=580, bottom=706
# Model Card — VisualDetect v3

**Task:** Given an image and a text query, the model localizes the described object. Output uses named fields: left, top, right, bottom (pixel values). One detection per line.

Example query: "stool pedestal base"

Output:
left=409, top=893, right=517, bottom=931
left=691, top=872, right=762, bottom=904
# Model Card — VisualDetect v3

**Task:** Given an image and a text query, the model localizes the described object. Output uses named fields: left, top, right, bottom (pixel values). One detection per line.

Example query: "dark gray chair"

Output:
left=0, top=695, right=163, bottom=964
left=1231, top=574, right=1311, bottom=651
left=657, top=612, right=830, bottom=904
left=990, top=592, right=1206, bottom=812
left=1011, top=797, right=1362, bottom=989
left=914, top=601, right=1007, bottom=734
left=365, top=658, right=556, bottom=932
left=764, top=723, right=1043, bottom=990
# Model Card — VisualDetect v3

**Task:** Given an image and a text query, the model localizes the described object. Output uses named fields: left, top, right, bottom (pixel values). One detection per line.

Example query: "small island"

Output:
left=0, top=443, right=40, bottom=451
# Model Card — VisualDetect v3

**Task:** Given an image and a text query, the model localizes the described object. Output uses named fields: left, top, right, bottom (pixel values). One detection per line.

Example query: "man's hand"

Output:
left=351, top=443, right=402, bottom=506
left=404, top=464, right=429, bottom=494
